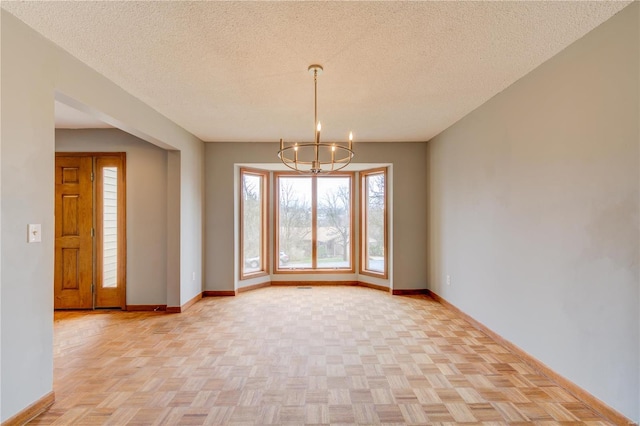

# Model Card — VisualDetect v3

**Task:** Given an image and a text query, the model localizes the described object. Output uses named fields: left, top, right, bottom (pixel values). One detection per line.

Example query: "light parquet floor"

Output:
left=31, top=286, right=613, bottom=425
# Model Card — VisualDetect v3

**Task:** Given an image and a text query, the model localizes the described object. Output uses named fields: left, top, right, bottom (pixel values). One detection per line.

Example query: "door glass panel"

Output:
left=102, top=167, right=118, bottom=288
left=317, top=176, right=351, bottom=269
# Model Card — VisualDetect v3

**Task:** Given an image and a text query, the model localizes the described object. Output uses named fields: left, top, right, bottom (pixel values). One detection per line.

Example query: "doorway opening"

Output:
left=54, top=152, right=126, bottom=309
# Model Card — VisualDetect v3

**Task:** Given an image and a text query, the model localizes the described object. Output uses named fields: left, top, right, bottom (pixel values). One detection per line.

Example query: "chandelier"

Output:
left=278, top=64, right=354, bottom=174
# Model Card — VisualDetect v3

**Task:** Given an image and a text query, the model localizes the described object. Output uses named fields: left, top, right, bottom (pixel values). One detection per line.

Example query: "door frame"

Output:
left=55, top=152, right=127, bottom=309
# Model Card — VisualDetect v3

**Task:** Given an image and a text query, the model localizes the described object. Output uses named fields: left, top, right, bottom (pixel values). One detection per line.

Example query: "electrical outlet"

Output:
left=446, top=275, right=451, bottom=286
left=192, top=272, right=196, bottom=281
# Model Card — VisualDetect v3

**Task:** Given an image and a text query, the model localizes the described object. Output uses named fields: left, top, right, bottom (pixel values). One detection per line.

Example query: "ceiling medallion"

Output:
left=278, top=64, right=354, bottom=174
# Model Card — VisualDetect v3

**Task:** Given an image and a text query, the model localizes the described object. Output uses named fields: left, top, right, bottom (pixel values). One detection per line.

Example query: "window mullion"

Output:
left=311, top=175, right=317, bottom=269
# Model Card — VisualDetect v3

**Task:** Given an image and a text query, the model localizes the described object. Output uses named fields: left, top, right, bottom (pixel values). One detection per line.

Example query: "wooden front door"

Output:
left=54, top=153, right=126, bottom=309
left=54, top=156, right=94, bottom=309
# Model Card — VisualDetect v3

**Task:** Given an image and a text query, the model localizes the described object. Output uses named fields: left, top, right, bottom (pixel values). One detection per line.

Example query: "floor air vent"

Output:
left=297, top=286, right=312, bottom=289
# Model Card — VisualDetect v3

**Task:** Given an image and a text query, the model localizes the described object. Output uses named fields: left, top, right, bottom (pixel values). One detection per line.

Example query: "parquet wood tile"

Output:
left=30, top=287, right=615, bottom=425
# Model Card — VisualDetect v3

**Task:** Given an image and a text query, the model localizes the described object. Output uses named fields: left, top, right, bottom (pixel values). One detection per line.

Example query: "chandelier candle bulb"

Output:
left=349, top=132, right=353, bottom=151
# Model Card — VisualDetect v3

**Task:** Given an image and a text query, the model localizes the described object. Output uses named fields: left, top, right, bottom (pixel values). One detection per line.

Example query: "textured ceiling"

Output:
left=2, top=1, right=631, bottom=143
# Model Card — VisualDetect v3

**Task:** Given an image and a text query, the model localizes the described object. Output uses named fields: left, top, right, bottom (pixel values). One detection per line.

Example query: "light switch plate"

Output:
left=28, top=224, right=42, bottom=243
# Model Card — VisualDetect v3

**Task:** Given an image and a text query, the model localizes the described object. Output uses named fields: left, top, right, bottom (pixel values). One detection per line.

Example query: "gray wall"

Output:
left=427, top=4, right=639, bottom=421
left=205, top=143, right=273, bottom=291
left=56, top=129, right=168, bottom=305
left=205, top=142, right=428, bottom=292
left=1, top=11, right=204, bottom=421
left=356, top=143, right=428, bottom=290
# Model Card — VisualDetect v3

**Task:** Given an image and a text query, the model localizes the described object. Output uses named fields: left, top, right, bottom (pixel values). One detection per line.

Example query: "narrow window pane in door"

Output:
left=242, top=173, right=263, bottom=274
left=102, top=167, right=118, bottom=288
left=279, top=177, right=312, bottom=269
left=366, top=173, right=385, bottom=273
left=317, top=177, right=351, bottom=268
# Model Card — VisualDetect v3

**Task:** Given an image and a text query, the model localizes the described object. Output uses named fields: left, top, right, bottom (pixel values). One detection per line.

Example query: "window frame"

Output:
left=359, top=167, right=388, bottom=279
left=239, top=167, right=269, bottom=280
left=274, top=172, right=355, bottom=274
